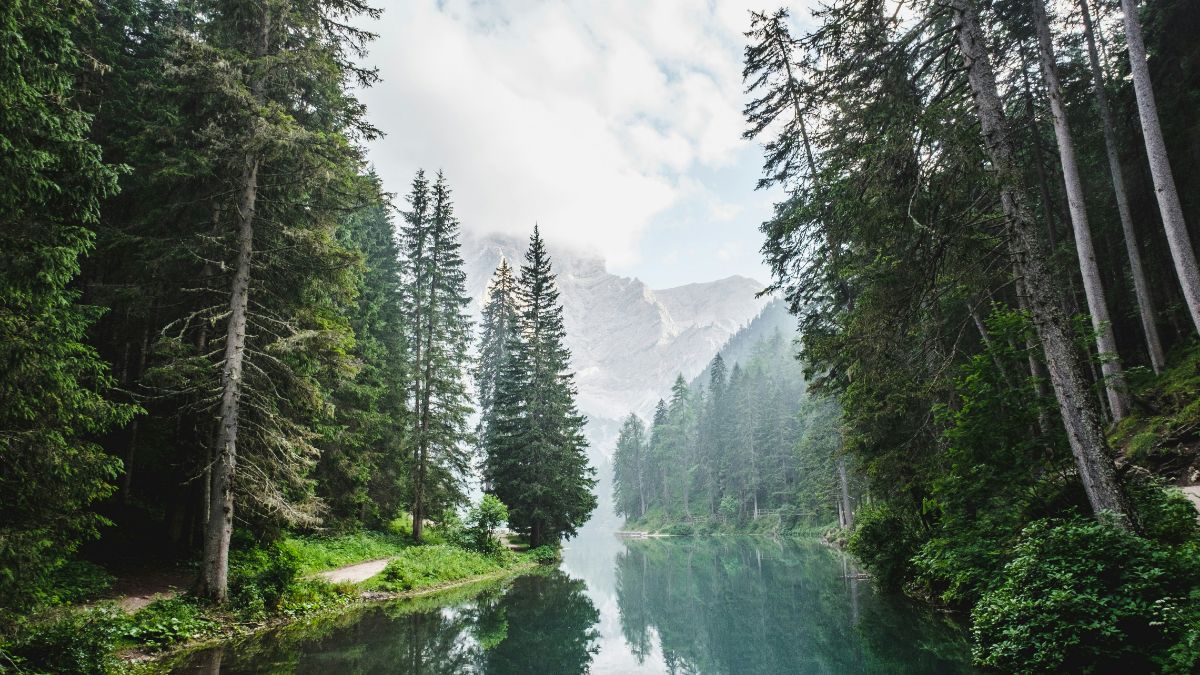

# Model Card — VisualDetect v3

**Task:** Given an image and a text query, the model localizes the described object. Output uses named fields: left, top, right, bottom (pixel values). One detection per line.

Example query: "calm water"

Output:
left=172, top=529, right=973, bottom=674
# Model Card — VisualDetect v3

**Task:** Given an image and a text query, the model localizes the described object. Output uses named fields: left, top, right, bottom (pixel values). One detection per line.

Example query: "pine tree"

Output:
left=399, top=170, right=474, bottom=542
left=474, top=258, right=519, bottom=458
left=484, top=227, right=596, bottom=547
left=612, top=414, right=648, bottom=520
left=0, top=0, right=136, bottom=611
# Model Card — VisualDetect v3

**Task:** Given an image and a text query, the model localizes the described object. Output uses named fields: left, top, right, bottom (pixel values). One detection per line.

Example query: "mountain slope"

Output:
left=462, top=231, right=770, bottom=454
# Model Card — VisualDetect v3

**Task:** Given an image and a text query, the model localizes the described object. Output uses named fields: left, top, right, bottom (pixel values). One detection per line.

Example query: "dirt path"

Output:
left=318, top=558, right=391, bottom=584
left=1180, top=485, right=1200, bottom=514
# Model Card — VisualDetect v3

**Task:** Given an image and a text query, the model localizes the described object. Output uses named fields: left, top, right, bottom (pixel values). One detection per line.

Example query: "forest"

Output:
left=1, top=0, right=594, bottom=669
left=729, top=0, right=1200, bottom=671
left=7, top=0, right=1200, bottom=671
left=612, top=317, right=846, bottom=533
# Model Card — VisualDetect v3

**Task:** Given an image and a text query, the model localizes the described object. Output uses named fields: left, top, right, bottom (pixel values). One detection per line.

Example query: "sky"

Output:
left=354, top=0, right=800, bottom=289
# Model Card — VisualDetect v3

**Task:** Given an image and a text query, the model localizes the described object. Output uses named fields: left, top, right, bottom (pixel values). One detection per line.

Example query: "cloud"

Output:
left=354, top=0, right=774, bottom=268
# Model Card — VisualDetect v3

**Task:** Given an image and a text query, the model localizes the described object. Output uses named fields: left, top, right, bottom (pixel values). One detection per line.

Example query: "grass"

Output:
left=281, top=531, right=413, bottom=575
left=365, top=545, right=511, bottom=592
left=1112, top=342, right=1200, bottom=468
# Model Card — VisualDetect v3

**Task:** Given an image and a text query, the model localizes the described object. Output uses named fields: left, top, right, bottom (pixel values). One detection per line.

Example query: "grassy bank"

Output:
left=0, top=533, right=555, bottom=673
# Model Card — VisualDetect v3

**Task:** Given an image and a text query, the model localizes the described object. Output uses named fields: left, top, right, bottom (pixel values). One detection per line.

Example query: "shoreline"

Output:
left=123, top=559, right=539, bottom=672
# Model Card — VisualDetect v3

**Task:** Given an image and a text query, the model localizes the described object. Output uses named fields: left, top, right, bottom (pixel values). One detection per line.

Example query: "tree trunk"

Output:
left=200, top=155, right=259, bottom=603
left=1032, top=0, right=1129, bottom=420
left=1120, top=0, right=1200, bottom=335
left=837, top=458, right=854, bottom=528
left=952, top=0, right=1132, bottom=528
left=1077, top=0, right=1165, bottom=373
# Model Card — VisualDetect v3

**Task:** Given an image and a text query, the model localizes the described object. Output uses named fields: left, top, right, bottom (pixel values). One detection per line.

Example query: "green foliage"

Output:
left=34, top=561, right=114, bottom=609
left=282, top=531, right=411, bottom=575
left=377, top=545, right=505, bottom=592
left=972, top=516, right=1200, bottom=673
left=525, top=546, right=561, bottom=565
left=0, top=0, right=135, bottom=617
left=277, top=579, right=357, bottom=618
left=229, top=542, right=301, bottom=618
left=4, top=605, right=126, bottom=674
left=846, top=503, right=921, bottom=592
left=483, top=227, right=597, bottom=548
left=615, top=317, right=841, bottom=534
left=462, top=495, right=509, bottom=556
left=123, top=598, right=216, bottom=650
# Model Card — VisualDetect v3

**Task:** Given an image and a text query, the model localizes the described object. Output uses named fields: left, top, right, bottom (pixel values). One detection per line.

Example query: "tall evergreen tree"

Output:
left=612, top=414, right=648, bottom=520
left=399, top=170, right=474, bottom=542
left=0, top=0, right=136, bottom=611
left=484, top=227, right=596, bottom=548
left=474, top=258, right=519, bottom=456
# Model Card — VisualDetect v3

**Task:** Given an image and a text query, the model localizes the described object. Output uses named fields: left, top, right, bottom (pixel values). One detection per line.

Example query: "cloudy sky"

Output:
left=355, top=0, right=803, bottom=289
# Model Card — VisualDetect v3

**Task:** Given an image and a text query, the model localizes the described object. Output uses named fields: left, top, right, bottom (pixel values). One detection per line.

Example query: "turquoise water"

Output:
left=172, top=531, right=973, bottom=673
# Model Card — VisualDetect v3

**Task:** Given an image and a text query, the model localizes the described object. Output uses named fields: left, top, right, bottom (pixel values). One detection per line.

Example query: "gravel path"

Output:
left=318, top=558, right=391, bottom=584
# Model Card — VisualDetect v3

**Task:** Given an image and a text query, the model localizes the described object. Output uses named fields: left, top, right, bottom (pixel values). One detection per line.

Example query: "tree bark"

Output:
left=200, top=5, right=270, bottom=602
left=837, top=458, right=854, bottom=529
left=952, top=0, right=1132, bottom=528
left=1120, top=0, right=1200, bottom=336
left=200, top=155, right=259, bottom=603
left=1031, top=0, right=1129, bottom=420
left=1079, top=0, right=1165, bottom=373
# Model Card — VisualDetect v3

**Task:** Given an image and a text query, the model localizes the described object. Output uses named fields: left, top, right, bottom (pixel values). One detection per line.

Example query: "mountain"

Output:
left=461, top=231, right=771, bottom=455
left=690, top=299, right=796, bottom=390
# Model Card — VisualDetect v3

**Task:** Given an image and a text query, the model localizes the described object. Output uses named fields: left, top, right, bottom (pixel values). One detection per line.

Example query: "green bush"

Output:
left=972, top=516, right=1200, bottom=673
left=123, top=597, right=216, bottom=650
left=847, top=502, right=921, bottom=591
left=1127, top=476, right=1199, bottom=545
left=526, top=545, right=561, bottom=564
left=6, top=605, right=126, bottom=674
left=463, top=495, right=509, bottom=556
left=229, top=542, right=301, bottom=618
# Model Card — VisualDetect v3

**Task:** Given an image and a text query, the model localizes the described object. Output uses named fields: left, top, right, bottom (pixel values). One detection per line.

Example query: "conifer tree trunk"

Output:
left=200, top=4, right=270, bottom=602
left=952, top=0, right=1131, bottom=528
left=837, top=458, right=854, bottom=528
left=1120, top=0, right=1200, bottom=335
left=1031, top=0, right=1129, bottom=420
left=201, top=155, right=259, bottom=602
left=1078, top=0, right=1165, bottom=373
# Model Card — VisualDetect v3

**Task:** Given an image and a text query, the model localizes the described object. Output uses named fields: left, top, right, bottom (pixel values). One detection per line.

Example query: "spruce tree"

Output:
left=474, top=258, right=519, bottom=457
left=484, top=227, right=596, bottom=547
left=612, top=414, right=648, bottom=520
left=0, top=0, right=136, bottom=611
left=399, top=170, right=474, bottom=542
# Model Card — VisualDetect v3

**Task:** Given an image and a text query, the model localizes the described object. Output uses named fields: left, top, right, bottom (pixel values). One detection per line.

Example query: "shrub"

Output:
left=123, top=597, right=216, bottom=650
left=7, top=605, right=126, bottom=674
left=972, top=516, right=1200, bottom=673
left=526, top=545, right=560, bottom=564
left=229, top=542, right=300, bottom=618
left=847, top=502, right=921, bottom=591
left=463, top=495, right=509, bottom=556
left=664, top=523, right=693, bottom=536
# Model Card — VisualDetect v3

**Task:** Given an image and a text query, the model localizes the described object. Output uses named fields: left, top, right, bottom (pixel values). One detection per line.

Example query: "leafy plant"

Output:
left=7, top=605, right=126, bottom=673
left=229, top=542, right=301, bottom=618
left=972, top=516, right=1200, bottom=673
left=123, top=597, right=216, bottom=650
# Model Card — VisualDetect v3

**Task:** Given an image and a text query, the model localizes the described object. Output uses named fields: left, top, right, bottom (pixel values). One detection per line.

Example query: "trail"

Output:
left=318, top=558, right=391, bottom=584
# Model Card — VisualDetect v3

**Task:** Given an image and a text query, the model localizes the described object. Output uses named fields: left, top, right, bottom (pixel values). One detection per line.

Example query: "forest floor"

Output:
left=96, top=562, right=191, bottom=613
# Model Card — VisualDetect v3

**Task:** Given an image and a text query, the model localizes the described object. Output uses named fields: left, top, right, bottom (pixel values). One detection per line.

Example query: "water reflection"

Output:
left=174, top=534, right=972, bottom=674
left=175, top=571, right=599, bottom=674
left=607, top=538, right=971, bottom=674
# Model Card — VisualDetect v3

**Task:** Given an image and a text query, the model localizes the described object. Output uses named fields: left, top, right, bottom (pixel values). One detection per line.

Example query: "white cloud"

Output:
left=355, top=0, right=781, bottom=270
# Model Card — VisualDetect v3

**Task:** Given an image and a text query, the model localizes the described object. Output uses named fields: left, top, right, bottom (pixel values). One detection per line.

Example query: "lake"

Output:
left=171, top=529, right=974, bottom=673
